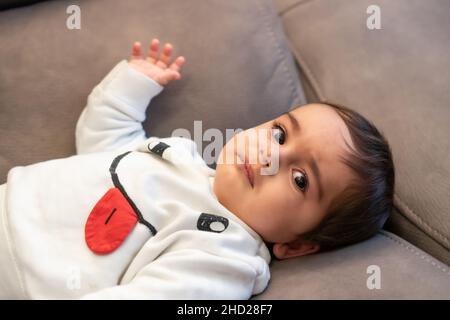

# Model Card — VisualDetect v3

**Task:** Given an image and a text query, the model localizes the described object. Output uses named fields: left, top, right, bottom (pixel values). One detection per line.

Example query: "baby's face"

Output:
left=214, top=104, right=355, bottom=257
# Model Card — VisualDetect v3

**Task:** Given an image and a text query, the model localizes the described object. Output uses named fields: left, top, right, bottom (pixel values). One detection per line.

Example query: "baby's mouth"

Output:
left=237, top=153, right=254, bottom=188
left=244, top=160, right=255, bottom=188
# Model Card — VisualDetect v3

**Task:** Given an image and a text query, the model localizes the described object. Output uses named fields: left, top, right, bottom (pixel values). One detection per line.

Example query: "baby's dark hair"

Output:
left=298, top=102, right=395, bottom=252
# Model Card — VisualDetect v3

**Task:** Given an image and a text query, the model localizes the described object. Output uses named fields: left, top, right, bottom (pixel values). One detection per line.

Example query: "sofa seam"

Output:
left=379, top=231, right=450, bottom=275
left=393, top=194, right=450, bottom=249
left=274, top=0, right=326, bottom=101
left=284, top=38, right=325, bottom=102
left=279, top=0, right=316, bottom=17
left=258, top=0, right=303, bottom=108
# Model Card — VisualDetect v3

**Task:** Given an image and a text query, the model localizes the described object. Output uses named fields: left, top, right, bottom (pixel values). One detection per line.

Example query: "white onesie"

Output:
left=0, top=60, right=271, bottom=299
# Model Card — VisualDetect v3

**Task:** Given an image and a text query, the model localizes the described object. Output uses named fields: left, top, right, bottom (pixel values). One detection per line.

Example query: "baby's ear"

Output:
left=272, top=240, right=320, bottom=260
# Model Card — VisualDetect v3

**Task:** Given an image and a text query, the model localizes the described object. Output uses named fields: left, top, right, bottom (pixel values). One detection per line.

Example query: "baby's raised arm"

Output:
left=75, top=39, right=185, bottom=154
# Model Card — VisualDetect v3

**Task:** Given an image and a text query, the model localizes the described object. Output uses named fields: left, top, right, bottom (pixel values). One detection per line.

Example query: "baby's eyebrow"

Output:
left=282, top=111, right=300, bottom=132
left=309, top=156, right=324, bottom=201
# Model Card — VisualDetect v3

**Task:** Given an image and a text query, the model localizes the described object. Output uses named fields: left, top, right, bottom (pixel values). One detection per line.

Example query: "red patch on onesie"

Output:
left=85, top=187, right=138, bottom=254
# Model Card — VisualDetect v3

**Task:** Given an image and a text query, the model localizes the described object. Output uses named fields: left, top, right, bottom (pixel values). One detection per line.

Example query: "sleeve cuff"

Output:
left=103, top=60, right=164, bottom=111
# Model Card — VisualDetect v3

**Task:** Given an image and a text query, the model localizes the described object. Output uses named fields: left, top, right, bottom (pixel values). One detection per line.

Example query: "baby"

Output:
left=0, top=39, right=395, bottom=300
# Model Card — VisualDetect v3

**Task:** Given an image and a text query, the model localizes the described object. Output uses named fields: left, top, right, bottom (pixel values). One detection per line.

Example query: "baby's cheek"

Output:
left=298, top=203, right=326, bottom=234
left=257, top=198, right=289, bottom=223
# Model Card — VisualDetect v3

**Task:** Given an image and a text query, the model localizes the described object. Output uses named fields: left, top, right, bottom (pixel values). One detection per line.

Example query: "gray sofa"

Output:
left=0, top=0, right=449, bottom=299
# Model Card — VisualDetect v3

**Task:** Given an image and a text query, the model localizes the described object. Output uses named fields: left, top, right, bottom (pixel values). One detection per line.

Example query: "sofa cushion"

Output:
left=255, top=230, right=450, bottom=299
left=272, top=0, right=450, bottom=266
left=0, top=0, right=306, bottom=183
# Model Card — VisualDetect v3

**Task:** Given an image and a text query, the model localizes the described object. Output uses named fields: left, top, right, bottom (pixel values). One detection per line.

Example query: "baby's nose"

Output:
left=259, top=149, right=271, bottom=166
left=258, top=147, right=280, bottom=176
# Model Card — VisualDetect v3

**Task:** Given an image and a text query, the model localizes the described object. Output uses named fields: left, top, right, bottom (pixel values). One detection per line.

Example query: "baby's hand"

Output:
left=128, top=39, right=185, bottom=86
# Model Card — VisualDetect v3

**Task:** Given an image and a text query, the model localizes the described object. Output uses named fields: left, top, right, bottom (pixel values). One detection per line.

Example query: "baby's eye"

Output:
left=272, top=124, right=286, bottom=145
left=293, top=170, right=308, bottom=192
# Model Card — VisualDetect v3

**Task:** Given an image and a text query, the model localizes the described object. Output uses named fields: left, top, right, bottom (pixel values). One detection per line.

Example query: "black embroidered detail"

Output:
left=197, top=213, right=229, bottom=233
left=110, top=151, right=157, bottom=236
left=104, top=208, right=117, bottom=225
left=148, top=142, right=170, bottom=157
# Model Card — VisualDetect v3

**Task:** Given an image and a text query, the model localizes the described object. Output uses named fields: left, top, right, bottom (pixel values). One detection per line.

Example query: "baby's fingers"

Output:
left=130, top=41, right=143, bottom=60
left=147, top=38, right=160, bottom=63
left=164, top=69, right=182, bottom=81
left=169, top=56, right=186, bottom=72
left=157, top=43, right=173, bottom=68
